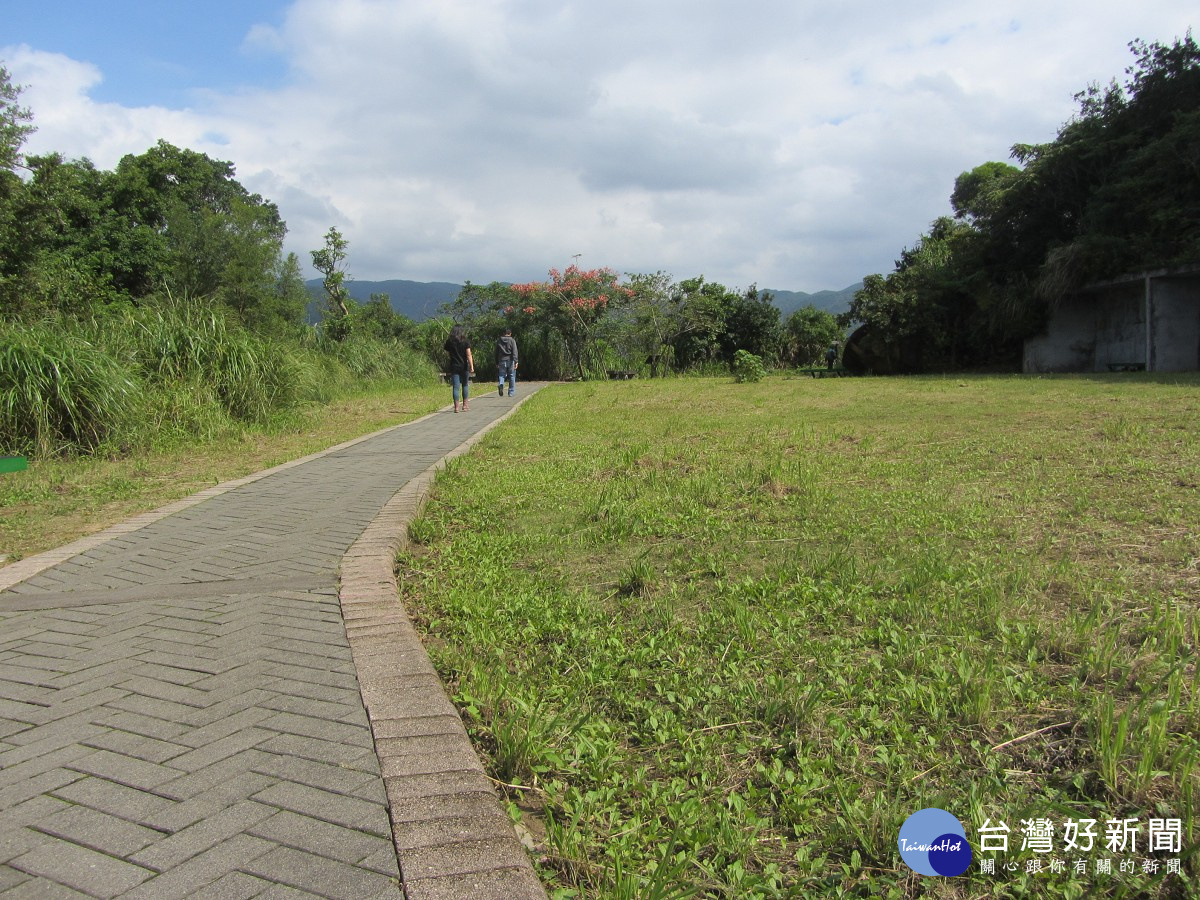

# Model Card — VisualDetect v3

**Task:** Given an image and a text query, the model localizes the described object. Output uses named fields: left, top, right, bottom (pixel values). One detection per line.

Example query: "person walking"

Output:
left=496, top=327, right=519, bottom=397
left=825, top=343, right=838, bottom=371
left=443, top=325, right=475, bottom=412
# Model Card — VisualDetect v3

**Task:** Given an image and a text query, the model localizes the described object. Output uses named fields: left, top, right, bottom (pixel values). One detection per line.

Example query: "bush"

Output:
left=731, top=349, right=767, bottom=383
left=0, top=319, right=139, bottom=455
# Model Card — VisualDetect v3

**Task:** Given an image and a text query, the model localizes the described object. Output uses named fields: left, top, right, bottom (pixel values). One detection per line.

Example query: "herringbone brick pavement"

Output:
left=0, top=391, right=548, bottom=899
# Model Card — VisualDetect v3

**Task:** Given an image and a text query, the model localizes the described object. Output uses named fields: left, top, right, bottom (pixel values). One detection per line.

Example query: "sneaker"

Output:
left=499, top=385, right=504, bottom=396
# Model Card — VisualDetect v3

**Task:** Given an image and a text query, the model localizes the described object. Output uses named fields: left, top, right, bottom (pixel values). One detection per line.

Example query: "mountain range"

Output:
left=305, top=278, right=860, bottom=322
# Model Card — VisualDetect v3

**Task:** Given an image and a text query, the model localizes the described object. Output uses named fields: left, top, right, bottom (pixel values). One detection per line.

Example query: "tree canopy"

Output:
left=846, top=33, right=1200, bottom=372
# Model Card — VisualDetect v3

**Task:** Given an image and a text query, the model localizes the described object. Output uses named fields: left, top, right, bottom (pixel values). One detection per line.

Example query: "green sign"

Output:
left=0, top=456, right=27, bottom=473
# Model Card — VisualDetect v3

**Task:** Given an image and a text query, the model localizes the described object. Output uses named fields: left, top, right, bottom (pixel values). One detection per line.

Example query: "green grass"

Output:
left=400, top=374, right=1200, bottom=898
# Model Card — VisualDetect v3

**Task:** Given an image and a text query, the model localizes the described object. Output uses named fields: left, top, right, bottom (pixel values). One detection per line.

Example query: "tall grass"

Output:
left=0, top=319, right=138, bottom=456
left=1, top=297, right=439, bottom=458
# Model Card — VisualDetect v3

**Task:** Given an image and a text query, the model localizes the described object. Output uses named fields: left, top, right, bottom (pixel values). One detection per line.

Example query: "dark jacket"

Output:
left=496, top=334, right=518, bottom=364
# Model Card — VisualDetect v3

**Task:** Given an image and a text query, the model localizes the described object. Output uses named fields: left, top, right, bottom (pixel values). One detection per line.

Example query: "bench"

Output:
left=607, top=370, right=637, bottom=380
left=1106, top=362, right=1145, bottom=372
left=796, top=367, right=849, bottom=378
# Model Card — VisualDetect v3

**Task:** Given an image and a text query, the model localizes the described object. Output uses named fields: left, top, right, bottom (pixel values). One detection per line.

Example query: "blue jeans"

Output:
left=451, top=371, right=470, bottom=404
left=498, top=359, right=517, bottom=396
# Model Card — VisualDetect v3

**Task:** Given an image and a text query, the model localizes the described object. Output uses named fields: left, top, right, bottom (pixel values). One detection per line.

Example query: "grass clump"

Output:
left=401, top=374, right=1200, bottom=898
left=0, top=319, right=138, bottom=456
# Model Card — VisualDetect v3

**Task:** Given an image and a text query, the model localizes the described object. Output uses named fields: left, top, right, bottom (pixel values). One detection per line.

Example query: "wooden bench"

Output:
left=1106, top=362, right=1146, bottom=372
left=606, top=370, right=637, bottom=380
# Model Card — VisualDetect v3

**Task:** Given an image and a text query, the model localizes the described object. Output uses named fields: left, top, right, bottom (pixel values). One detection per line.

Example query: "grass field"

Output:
left=400, top=374, right=1200, bottom=898
left=0, top=383, right=448, bottom=563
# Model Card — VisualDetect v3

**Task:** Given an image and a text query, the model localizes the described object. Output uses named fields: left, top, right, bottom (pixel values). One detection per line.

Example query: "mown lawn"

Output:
left=400, top=374, right=1200, bottom=899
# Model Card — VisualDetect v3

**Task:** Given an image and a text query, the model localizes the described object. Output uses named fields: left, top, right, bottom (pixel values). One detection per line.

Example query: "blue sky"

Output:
left=3, top=1, right=1196, bottom=292
left=4, top=1, right=291, bottom=107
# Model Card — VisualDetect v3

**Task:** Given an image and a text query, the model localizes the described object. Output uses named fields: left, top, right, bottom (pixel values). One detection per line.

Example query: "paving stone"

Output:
left=391, top=837, right=532, bottom=881
left=254, top=733, right=379, bottom=771
left=186, top=871, right=276, bottom=900
left=0, top=875, right=93, bottom=898
left=249, top=809, right=397, bottom=867
left=381, top=770, right=496, bottom=802
left=1, top=392, right=547, bottom=899
left=242, top=845, right=402, bottom=899
left=129, top=800, right=276, bottom=871
left=34, top=803, right=164, bottom=857
left=10, top=835, right=155, bottom=896
left=120, top=834, right=276, bottom=900
left=51, top=776, right=178, bottom=829
left=249, top=752, right=379, bottom=798
left=252, top=783, right=393, bottom=839
left=65, top=748, right=186, bottom=792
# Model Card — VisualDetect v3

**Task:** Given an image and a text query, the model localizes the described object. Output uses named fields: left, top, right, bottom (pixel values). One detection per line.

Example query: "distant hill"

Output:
left=305, top=279, right=462, bottom=323
left=305, top=278, right=860, bottom=322
left=766, top=283, right=860, bottom=317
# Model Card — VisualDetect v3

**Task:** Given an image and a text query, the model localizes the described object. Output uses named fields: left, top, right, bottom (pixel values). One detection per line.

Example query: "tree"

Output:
left=720, top=286, right=782, bottom=365
left=512, top=264, right=634, bottom=379
left=845, top=217, right=981, bottom=371
left=783, top=305, right=843, bottom=367
left=669, top=277, right=732, bottom=369
left=0, top=65, right=34, bottom=173
left=104, top=141, right=286, bottom=305
left=311, top=227, right=352, bottom=339
left=982, top=33, right=1200, bottom=303
left=264, top=252, right=311, bottom=333
left=950, top=161, right=1021, bottom=227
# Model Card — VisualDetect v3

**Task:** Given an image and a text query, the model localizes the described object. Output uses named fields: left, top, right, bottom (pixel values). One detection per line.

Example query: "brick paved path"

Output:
left=0, top=389, right=548, bottom=899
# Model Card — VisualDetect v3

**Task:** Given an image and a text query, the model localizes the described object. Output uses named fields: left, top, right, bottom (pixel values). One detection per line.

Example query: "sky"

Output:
left=2, top=1, right=1195, bottom=293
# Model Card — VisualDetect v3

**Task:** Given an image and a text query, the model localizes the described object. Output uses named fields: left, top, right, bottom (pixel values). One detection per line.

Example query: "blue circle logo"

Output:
left=898, top=808, right=972, bottom=876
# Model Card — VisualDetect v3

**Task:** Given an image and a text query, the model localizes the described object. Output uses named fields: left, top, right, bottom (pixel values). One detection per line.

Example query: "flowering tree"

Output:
left=511, top=265, right=633, bottom=379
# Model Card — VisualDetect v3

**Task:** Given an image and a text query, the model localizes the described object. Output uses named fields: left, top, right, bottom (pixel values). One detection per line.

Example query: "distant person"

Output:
left=496, top=327, right=518, bottom=397
left=443, top=325, right=474, bottom=412
left=825, top=344, right=838, bottom=370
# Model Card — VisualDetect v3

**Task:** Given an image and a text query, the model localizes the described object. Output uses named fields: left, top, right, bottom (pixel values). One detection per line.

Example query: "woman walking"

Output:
left=443, top=325, right=475, bottom=412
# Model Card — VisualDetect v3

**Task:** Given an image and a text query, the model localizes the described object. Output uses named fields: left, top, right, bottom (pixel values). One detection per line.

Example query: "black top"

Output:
left=444, top=336, right=471, bottom=373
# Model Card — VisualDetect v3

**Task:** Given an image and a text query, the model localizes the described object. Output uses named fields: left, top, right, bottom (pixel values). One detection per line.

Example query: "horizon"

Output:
left=5, top=2, right=1193, bottom=291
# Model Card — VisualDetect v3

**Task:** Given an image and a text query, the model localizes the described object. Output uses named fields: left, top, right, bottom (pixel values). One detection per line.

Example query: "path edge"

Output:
left=0, top=407, right=447, bottom=592
left=340, top=393, right=550, bottom=900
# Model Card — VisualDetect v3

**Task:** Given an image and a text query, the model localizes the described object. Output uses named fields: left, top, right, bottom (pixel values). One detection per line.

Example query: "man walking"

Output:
left=497, top=327, right=519, bottom=397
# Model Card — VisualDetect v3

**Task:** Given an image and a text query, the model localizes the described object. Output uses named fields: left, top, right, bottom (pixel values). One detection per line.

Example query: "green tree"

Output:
left=783, top=305, right=843, bottom=367
left=105, top=141, right=285, bottom=305
left=0, top=65, right=34, bottom=173
left=983, top=33, right=1200, bottom=303
left=264, top=252, right=311, bottom=333
left=669, top=277, right=732, bottom=369
left=311, top=227, right=351, bottom=340
left=845, top=217, right=981, bottom=370
left=512, top=264, right=634, bottom=379
left=720, top=286, right=781, bottom=365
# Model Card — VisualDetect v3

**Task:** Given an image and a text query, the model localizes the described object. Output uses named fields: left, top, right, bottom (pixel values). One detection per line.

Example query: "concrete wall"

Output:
left=1024, top=268, right=1200, bottom=373
left=1023, top=294, right=1102, bottom=373
left=1151, top=277, right=1200, bottom=372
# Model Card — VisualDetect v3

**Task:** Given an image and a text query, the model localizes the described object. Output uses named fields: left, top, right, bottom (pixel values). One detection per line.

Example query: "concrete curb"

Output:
left=340, top=392, right=549, bottom=899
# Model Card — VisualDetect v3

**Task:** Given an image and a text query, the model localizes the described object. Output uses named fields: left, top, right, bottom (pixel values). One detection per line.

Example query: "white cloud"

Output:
left=5, top=1, right=1197, bottom=292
